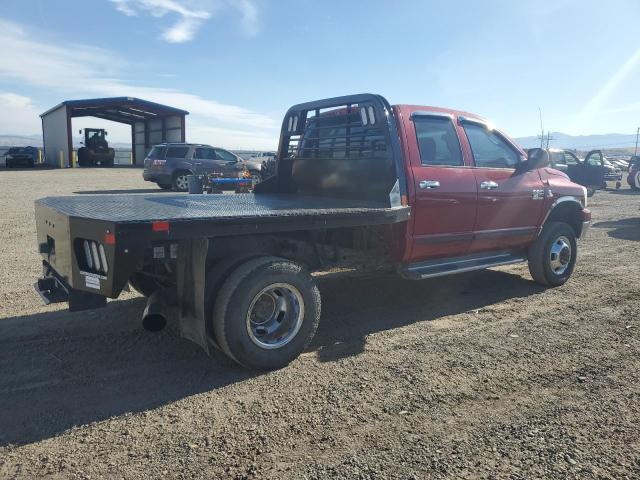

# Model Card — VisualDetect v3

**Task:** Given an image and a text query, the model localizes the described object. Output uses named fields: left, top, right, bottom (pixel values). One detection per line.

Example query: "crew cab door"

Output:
left=407, top=112, right=477, bottom=261
left=460, top=121, right=545, bottom=252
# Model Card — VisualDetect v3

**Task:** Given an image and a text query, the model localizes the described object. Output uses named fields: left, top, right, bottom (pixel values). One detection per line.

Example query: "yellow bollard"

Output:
left=72, top=150, right=77, bottom=168
left=59, top=150, right=64, bottom=169
left=38, top=149, right=42, bottom=164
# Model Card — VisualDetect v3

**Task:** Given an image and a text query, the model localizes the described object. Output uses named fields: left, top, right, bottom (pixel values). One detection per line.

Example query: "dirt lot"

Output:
left=0, top=168, right=638, bottom=479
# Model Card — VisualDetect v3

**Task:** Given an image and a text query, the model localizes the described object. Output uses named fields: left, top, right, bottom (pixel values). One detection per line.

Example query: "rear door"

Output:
left=193, top=147, right=217, bottom=174
left=407, top=112, right=477, bottom=261
left=461, top=121, right=545, bottom=252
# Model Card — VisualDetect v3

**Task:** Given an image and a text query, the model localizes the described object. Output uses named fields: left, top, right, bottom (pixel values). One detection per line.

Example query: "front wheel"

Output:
left=212, top=256, right=321, bottom=370
left=528, top=221, right=577, bottom=286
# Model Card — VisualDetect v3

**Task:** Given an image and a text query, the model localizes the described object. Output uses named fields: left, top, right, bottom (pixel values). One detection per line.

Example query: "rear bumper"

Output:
left=143, top=171, right=172, bottom=184
left=35, top=261, right=106, bottom=311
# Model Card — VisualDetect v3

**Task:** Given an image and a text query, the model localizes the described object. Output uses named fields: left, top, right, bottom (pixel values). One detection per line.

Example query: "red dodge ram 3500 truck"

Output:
left=34, top=94, right=590, bottom=370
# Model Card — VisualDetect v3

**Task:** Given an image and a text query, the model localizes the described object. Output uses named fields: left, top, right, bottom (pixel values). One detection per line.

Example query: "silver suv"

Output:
left=143, top=143, right=245, bottom=191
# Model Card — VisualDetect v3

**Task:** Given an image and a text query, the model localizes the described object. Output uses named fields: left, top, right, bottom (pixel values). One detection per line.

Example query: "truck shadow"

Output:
left=592, top=217, right=640, bottom=241
left=312, top=268, right=544, bottom=362
left=0, top=269, right=543, bottom=447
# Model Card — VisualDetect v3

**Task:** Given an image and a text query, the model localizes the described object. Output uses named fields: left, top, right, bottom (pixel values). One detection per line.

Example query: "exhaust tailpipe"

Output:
left=142, top=290, right=168, bottom=332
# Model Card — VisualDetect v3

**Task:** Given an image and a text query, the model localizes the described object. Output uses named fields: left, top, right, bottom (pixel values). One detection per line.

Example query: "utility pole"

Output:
left=545, top=131, right=554, bottom=149
left=635, top=127, right=639, bottom=156
left=539, top=108, right=544, bottom=148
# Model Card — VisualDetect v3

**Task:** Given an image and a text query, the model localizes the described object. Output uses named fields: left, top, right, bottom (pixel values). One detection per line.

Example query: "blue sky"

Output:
left=1, top=0, right=639, bottom=149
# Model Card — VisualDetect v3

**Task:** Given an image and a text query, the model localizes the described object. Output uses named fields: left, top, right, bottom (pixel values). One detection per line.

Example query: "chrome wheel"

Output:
left=175, top=174, right=188, bottom=191
left=246, top=283, right=304, bottom=349
left=549, top=235, right=572, bottom=275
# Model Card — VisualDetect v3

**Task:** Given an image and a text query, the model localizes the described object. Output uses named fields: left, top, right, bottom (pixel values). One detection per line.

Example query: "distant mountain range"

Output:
left=1, top=132, right=638, bottom=153
left=514, top=132, right=638, bottom=151
left=0, top=134, right=130, bottom=149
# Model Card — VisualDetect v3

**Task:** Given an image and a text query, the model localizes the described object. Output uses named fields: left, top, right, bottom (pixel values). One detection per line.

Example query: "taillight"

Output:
left=80, top=239, right=109, bottom=275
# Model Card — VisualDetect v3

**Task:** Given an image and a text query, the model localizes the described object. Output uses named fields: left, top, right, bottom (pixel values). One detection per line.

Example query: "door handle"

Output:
left=480, top=181, right=499, bottom=190
left=419, top=180, right=440, bottom=189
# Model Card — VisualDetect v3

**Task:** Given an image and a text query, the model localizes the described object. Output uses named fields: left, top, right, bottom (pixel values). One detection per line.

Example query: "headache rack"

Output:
left=257, top=94, right=406, bottom=205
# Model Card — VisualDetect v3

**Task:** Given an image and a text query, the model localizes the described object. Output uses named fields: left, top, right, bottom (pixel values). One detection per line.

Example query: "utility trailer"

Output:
left=35, top=93, right=590, bottom=370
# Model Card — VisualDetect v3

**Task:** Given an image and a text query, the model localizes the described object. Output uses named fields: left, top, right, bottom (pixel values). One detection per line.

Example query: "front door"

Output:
left=213, top=148, right=241, bottom=176
left=582, top=150, right=605, bottom=187
left=461, top=122, right=546, bottom=253
left=408, top=113, right=477, bottom=261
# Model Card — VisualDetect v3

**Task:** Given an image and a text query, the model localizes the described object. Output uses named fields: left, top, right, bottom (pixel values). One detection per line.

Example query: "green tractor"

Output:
left=77, top=128, right=115, bottom=167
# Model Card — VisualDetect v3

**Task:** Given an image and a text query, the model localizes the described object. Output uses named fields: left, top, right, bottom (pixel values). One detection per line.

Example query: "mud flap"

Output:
left=176, top=238, right=210, bottom=354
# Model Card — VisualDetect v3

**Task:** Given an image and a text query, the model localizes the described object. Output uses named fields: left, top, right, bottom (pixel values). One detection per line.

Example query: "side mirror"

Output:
left=105, top=131, right=108, bottom=136
left=525, top=148, right=549, bottom=170
left=79, top=129, right=82, bottom=135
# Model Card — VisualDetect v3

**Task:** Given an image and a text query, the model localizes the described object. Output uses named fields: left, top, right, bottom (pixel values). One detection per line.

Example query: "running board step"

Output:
left=402, top=251, right=526, bottom=280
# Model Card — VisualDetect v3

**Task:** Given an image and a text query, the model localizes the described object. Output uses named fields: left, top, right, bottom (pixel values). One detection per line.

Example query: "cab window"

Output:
left=463, top=123, right=520, bottom=168
left=414, top=116, right=463, bottom=166
left=194, top=148, right=216, bottom=160
left=165, top=146, right=189, bottom=158
left=215, top=149, right=237, bottom=162
left=563, top=152, right=579, bottom=165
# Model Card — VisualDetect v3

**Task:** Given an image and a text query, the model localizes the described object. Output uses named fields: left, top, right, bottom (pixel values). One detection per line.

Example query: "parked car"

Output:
left=627, top=156, right=640, bottom=190
left=4, top=146, right=38, bottom=168
left=143, top=143, right=247, bottom=191
left=548, top=148, right=618, bottom=195
left=34, top=93, right=590, bottom=370
left=243, top=151, right=277, bottom=183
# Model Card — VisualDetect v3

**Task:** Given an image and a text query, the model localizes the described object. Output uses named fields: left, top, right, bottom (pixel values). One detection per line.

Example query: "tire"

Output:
left=157, top=183, right=172, bottom=190
left=172, top=171, right=190, bottom=192
left=632, top=172, right=640, bottom=191
left=212, top=256, right=321, bottom=370
left=129, top=273, right=164, bottom=297
left=527, top=221, right=577, bottom=287
left=204, top=253, right=263, bottom=350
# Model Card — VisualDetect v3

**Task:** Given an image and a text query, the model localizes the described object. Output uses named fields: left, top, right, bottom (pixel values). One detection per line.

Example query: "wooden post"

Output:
left=72, top=150, right=77, bottom=168
left=38, top=149, right=42, bottom=164
left=59, top=150, right=64, bottom=169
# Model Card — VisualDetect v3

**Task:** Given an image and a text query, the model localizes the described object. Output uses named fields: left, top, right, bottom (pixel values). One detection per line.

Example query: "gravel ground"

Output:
left=0, top=168, right=638, bottom=479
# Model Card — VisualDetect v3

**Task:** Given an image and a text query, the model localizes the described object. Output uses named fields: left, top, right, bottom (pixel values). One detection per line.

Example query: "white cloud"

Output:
left=229, top=0, right=259, bottom=36
left=0, top=18, right=278, bottom=148
left=0, top=92, right=42, bottom=134
left=110, top=0, right=259, bottom=43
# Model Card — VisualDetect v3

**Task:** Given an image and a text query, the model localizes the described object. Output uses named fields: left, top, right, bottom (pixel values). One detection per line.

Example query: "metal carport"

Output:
left=40, top=97, right=188, bottom=167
